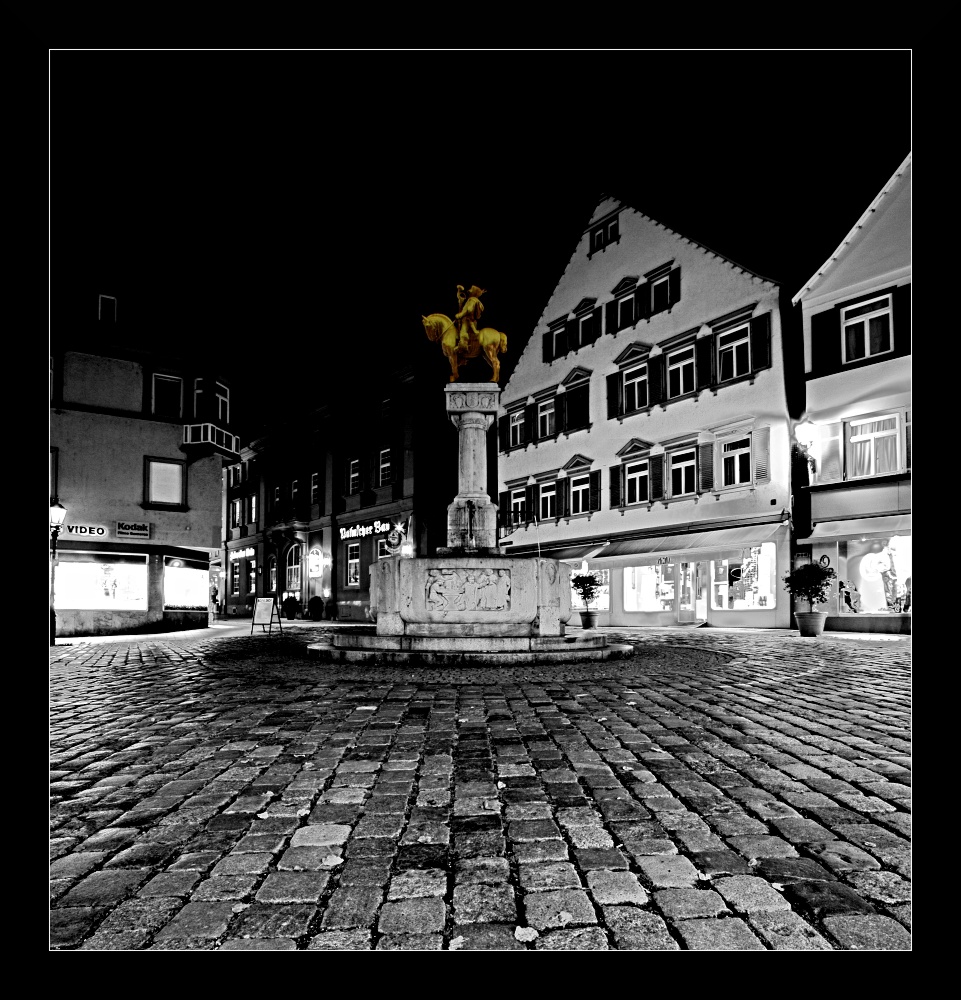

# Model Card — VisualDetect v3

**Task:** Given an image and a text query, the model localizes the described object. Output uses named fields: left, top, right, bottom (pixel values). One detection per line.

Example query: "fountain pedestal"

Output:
left=309, top=384, right=630, bottom=664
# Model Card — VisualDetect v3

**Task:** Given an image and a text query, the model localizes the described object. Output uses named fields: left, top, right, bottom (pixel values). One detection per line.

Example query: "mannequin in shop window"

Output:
left=839, top=580, right=862, bottom=613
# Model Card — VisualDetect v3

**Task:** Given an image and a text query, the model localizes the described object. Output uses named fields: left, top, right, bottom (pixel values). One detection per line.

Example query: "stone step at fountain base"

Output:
left=307, top=633, right=634, bottom=666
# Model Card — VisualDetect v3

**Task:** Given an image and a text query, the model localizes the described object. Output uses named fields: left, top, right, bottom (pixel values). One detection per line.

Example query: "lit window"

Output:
left=146, top=459, right=185, bottom=506
left=623, top=564, right=675, bottom=612
left=286, top=544, right=302, bottom=591
left=379, top=448, right=392, bottom=486
left=346, top=543, right=360, bottom=586
left=268, top=557, right=277, bottom=592
left=842, top=295, right=892, bottom=363
left=152, top=374, right=183, bottom=419
left=164, top=556, right=208, bottom=608
left=711, top=543, right=777, bottom=610
left=508, top=411, right=524, bottom=447
left=55, top=552, right=148, bottom=611
left=667, top=348, right=695, bottom=398
left=230, top=562, right=240, bottom=595
left=539, top=482, right=556, bottom=520
left=311, top=472, right=320, bottom=503
left=670, top=449, right=696, bottom=497
left=510, top=488, right=526, bottom=527
left=570, top=474, right=591, bottom=515
left=846, top=414, right=900, bottom=478
left=538, top=400, right=555, bottom=438
left=247, top=494, right=258, bottom=524
left=722, top=437, right=752, bottom=487
left=377, top=538, right=390, bottom=559
left=571, top=568, right=610, bottom=610
left=626, top=461, right=649, bottom=505
left=246, top=558, right=256, bottom=594
left=231, top=498, right=242, bottom=528
left=717, top=324, right=751, bottom=382
left=291, top=479, right=299, bottom=499
left=348, top=459, right=361, bottom=494
left=623, top=364, right=648, bottom=411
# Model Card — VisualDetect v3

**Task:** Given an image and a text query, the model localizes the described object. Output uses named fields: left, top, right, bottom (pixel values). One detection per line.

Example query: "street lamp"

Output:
left=50, top=499, right=67, bottom=645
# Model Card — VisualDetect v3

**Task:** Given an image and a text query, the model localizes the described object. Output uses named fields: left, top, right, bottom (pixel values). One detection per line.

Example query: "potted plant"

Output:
left=571, top=571, right=602, bottom=629
left=782, top=562, right=837, bottom=637
left=281, top=595, right=300, bottom=621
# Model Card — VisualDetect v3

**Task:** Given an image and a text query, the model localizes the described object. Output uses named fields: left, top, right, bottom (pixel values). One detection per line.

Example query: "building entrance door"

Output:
left=677, top=561, right=697, bottom=622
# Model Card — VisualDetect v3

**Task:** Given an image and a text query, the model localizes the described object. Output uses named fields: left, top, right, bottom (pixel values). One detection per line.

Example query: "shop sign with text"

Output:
left=339, top=520, right=393, bottom=541
left=117, top=521, right=150, bottom=539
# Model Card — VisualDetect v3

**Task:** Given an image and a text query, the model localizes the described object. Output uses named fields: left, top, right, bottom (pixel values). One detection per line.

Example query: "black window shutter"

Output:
left=753, top=427, right=771, bottom=484
left=668, top=267, right=681, bottom=307
left=542, top=331, right=554, bottom=364
left=499, top=491, right=510, bottom=529
left=698, top=442, right=714, bottom=493
left=565, top=384, right=589, bottom=430
left=557, top=479, right=570, bottom=518
left=750, top=313, right=772, bottom=372
left=606, top=372, right=623, bottom=419
left=589, top=470, right=601, bottom=512
left=524, top=403, right=536, bottom=443
left=810, top=307, right=841, bottom=376
left=635, top=282, right=651, bottom=321
left=498, top=415, right=509, bottom=452
left=648, top=355, right=665, bottom=405
left=555, top=393, right=567, bottom=433
left=589, top=306, right=603, bottom=343
left=894, top=283, right=911, bottom=354
left=650, top=455, right=664, bottom=500
left=609, top=464, right=622, bottom=508
left=525, top=484, right=538, bottom=522
left=565, top=319, right=579, bottom=354
left=606, top=300, right=619, bottom=336
left=695, top=336, right=715, bottom=391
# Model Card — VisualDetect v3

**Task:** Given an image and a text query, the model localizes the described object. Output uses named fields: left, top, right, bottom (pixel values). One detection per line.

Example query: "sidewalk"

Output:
left=51, top=625, right=910, bottom=950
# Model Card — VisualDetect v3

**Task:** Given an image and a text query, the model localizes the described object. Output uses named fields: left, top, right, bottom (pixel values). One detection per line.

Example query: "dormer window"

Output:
left=588, top=214, right=620, bottom=257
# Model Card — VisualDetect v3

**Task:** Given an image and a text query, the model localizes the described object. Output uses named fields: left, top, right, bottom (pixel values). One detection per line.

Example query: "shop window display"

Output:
left=623, top=563, right=675, bottom=612
left=56, top=552, right=148, bottom=610
left=711, top=543, right=777, bottom=610
left=571, top=567, right=610, bottom=610
left=838, top=535, right=911, bottom=614
left=164, top=557, right=209, bottom=608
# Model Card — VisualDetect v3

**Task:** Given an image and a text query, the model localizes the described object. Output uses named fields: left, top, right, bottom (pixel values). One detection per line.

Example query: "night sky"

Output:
left=51, top=50, right=911, bottom=438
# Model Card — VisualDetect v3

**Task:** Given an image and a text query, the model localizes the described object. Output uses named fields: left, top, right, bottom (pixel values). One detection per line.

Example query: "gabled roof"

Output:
left=792, top=152, right=912, bottom=305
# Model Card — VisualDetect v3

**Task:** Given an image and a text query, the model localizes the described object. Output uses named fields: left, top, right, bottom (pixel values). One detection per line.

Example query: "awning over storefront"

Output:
left=809, top=514, right=911, bottom=539
left=533, top=543, right=611, bottom=563
left=600, top=522, right=786, bottom=562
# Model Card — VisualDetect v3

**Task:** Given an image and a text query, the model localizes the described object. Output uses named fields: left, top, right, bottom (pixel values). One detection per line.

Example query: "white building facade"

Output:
left=792, top=154, right=911, bottom=633
left=498, top=197, right=793, bottom=628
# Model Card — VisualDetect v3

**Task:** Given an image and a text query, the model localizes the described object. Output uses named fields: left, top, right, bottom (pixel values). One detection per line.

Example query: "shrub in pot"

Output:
left=307, top=596, right=325, bottom=621
left=782, top=562, right=837, bottom=637
left=281, top=596, right=300, bottom=621
left=571, top=572, right=602, bottom=629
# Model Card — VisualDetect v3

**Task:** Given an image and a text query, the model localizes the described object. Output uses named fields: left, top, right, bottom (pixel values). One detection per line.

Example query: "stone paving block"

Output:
left=635, top=855, right=700, bottom=889
left=454, top=831, right=505, bottom=857
left=50, top=851, right=109, bottom=881
left=278, top=846, right=342, bottom=872
left=320, top=885, right=383, bottom=929
left=218, top=938, right=298, bottom=950
left=450, top=924, right=526, bottom=950
left=507, top=819, right=563, bottom=842
left=291, top=824, right=351, bottom=848
left=192, top=875, right=260, bottom=901
left=653, top=888, right=729, bottom=920
left=167, top=851, right=223, bottom=873
left=307, top=929, right=373, bottom=949
left=689, top=850, right=751, bottom=876
left=50, top=906, right=107, bottom=949
left=230, top=903, right=316, bottom=939
left=210, top=852, right=273, bottom=876
left=138, top=871, right=201, bottom=897
left=105, top=842, right=180, bottom=869
left=523, top=889, right=596, bottom=931
left=566, top=826, right=616, bottom=849
left=401, top=821, right=451, bottom=846
left=713, top=875, right=791, bottom=914
left=822, top=914, right=911, bottom=950
left=517, top=862, right=581, bottom=892
left=623, top=838, right=678, bottom=857
left=154, top=901, right=235, bottom=941
left=781, top=880, right=876, bottom=919
left=726, top=835, right=799, bottom=859
left=535, top=927, right=609, bottom=950
left=572, top=848, right=629, bottom=870
left=78, top=827, right=139, bottom=851
left=753, top=857, right=836, bottom=884
left=232, top=833, right=288, bottom=854
left=453, top=883, right=517, bottom=924
left=377, top=933, right=444, bottom=950
left=58, top=869, right=147, bottom=908
left=805, top=841, right=882, bottom=874
left=387, top=868, right=448, bottom=899
left=514, top=840, right=570, bottom=863
left=79, top=896, right=183, bottom=950
left=377, top=896, right=446, bottom=934
left=586, top=870, right=647, bottom=905
left=844, top=871, right=911, bottom=905
left=256, top=872, right=330, bottom=903
left=677, top=917, right=766, bottom=950
left=601, top=906, right=679, bottom=950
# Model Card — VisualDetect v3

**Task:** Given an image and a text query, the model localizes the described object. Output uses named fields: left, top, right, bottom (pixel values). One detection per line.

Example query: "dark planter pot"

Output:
left=794, top=611, right=828, bottom=637
left=579, top=610, right=599, bottom=629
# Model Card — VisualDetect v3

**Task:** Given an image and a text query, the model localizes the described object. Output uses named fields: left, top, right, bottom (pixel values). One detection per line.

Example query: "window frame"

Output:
left=151, top=373, right=184, bottom=420
left=216, top=382, right=230, bottom=423
left=668, top=448, right=697, bottom=498
left=510, top=488, right=526, bottom=527
left=623, top=363, right=648, bottom=412
left=379, top=448, right=392, bottom=486
left=720, top=435, right=753, bottom=488
left=230, top=497, right=242, bottom=528
left=625, top=459, right=649, bottom=506
left=509, top=409, right=525, bottom=448
left=311, top=472, right=320, bottom=504
left=845, top=412, right=902, bottom=479
left=245, top=557, right=256, bottom=594
left=651, top=274, right=670, bottom=314
left=841, top=293, right=893, bottom=365
left=346, top=542, right=361, bottom=587
left=268, top=556, right=277, bottom=593
left=247, top=493, right=258, bottom=525
left=667, top=346, right=696, bottom=399
left=717, top=323, right=752, bottom=383
left=348, top=458, right=361, bottom=495
left=143, top=457, right=187, bottom=509
left=569, top=474, right=591, bottom=515
left=286, top=544, right=302, bottom=591
left=537, top=399, right=555, bottom=439
left=539, top=481, right=557, bottom=520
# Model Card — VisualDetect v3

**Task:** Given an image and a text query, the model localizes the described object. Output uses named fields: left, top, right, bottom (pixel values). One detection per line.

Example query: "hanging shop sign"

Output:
left=116, top=521, right=150, bottom=539
left=308, top=548, right=324, bottom=577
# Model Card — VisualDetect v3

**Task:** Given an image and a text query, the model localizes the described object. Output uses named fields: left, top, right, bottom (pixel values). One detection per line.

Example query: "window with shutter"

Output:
left=650, top=455, right=664, bottom=500
left=720, top=437, right=752, bottom=487
left=511, top=489, right=526, bottom=528
left=749, top=313, right=771, bottom=373
left=524, top=403, right=537, bottom=443
left=810, top=307, right=841, bottom=376
left=539, top=482, right=557, bottom=520
left=565, top=319, right=579, bottom=355
left=651, top=274, right=670, bottom=314
left=753, top=427, right=771, bottom=484
left=698, top=442, right=714, bottom=493
left=718, top=324, right=752, bottom=382
left=623, top=364, right=648, bottom=412
left=569, top=474, right=590, bottom=514
left=696, top=337, right=715, bottom=391
left=537, top=399, right=556, bottom=438
left=648, top=356, right=665, bottom=406
left=609, top=464, right=622, bottom=508
left=625, top=460, right=649, bottom=505
left=842, top=295, right=893, bottom=363
left=589, top=470, right=601, bottom=512
left=563, top=384, right=590, bottom=431
left=667, top=347, right=695, bottom=398
left=509, top=410, right=525, bottom=448
left=606, top=372, right=623, bottom=420
left=498, top=415, right=510, bottom=452
left=669, top=449, right=697, bottom=497
left=635, top=282, right=651, bottom=323
left=605, top=300, right=619, bottom=337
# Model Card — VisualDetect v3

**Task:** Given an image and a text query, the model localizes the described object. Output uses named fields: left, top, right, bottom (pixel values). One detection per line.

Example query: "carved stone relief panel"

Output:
left=425, top=568, right=511, bottom=611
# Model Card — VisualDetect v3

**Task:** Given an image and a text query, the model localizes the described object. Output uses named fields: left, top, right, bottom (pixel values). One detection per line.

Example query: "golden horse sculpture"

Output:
left=423, top=283, right=507, bottom=383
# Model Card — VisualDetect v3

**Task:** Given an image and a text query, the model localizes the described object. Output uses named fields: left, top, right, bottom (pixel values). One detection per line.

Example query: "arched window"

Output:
left=267, top=556, right=277, bottom=593
left=286, top=544, right=302, bottom=591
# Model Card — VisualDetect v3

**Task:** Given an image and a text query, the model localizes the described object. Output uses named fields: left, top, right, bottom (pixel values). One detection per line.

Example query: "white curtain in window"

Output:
left=850, top=418, right=897, bottom=477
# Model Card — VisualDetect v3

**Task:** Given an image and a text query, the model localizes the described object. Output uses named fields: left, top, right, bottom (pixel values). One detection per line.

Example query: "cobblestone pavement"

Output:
left=50, top=625, right=911, bottom=951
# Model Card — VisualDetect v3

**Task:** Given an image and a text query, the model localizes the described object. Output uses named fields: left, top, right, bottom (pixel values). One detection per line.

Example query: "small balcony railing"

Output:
left=183, top=422, right=240, bottom=456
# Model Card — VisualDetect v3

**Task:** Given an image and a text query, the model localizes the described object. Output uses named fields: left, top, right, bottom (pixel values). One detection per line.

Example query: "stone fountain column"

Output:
left=442, top=383, right=501, bottom=554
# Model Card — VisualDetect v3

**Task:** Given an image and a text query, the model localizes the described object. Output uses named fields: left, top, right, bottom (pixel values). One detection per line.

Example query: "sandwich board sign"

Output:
left=251, top=596, right=283, bottom=635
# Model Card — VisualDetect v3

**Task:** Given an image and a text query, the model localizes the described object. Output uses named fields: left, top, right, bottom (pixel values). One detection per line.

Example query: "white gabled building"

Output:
left=497, top=195, right=794, bottom=628
left=792, top=154, right=911, bottom=633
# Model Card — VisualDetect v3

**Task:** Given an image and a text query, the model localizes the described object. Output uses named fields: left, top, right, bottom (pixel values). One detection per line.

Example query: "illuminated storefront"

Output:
left=334, top=513, right=413, bottom=621
left=56, top=551, right=148, bottom=611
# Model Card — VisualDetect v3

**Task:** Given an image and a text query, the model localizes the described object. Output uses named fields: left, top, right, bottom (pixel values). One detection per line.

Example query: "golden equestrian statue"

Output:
left=422, top=284, right=507, bottom=383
